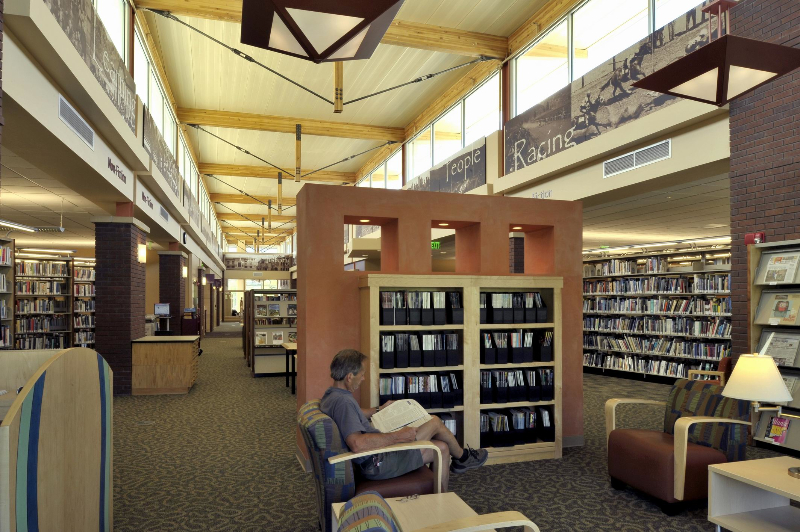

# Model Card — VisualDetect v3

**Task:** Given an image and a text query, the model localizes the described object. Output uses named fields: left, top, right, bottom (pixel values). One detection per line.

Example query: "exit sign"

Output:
left=431, top=242, right=440, bottom=250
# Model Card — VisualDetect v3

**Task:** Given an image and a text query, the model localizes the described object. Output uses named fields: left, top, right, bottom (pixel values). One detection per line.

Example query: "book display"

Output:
left=14, top=257, right=72, bottom=349
left=582, top=247, right=732, bottom=379
left=360, top=274, right=562, bottom=465
left=73, top=264, right=95, bottom=346
left=245, top=288, right=297, bottom=377
left=0, top=238, right=13, bottom=349
left=749, top=241, right=800, bottom=453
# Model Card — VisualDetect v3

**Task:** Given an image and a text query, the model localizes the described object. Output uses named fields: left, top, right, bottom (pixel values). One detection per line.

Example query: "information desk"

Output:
left=132, top=335, right=200, bottom=395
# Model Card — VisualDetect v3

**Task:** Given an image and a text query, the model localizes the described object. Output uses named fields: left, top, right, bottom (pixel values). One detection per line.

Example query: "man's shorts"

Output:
left=359, top=449, right=425, bottom=480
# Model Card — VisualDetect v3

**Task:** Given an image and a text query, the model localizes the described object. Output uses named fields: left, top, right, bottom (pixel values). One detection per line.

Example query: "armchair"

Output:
left=299, top=400, right=443, bottom=532
left=605, top=379, right=750, bottom=512
left=335, top=491, right=540, bottom=532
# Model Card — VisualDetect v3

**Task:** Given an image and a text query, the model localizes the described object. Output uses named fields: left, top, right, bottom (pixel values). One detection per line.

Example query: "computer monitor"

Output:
left=154, top=303, right=170, bottom=316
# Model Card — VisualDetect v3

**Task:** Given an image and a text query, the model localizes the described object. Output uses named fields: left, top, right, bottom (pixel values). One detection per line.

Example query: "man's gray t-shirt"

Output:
left=320, top=387, right=379, bottom=465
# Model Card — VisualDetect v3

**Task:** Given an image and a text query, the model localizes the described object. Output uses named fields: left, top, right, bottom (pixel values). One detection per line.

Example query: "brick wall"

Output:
left=730, top=0, right=800, bottom=355
left=509, top=237, right=524, bottom=273
left=1, top=0, right=4, bottom=155
left=158, top=253, right=186, bottom=334
left=95, top=222, right=147, bottom=394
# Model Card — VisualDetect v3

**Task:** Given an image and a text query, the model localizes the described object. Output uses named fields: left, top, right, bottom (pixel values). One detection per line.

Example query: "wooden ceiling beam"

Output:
left=135, top=0, right=507, bottom=58
left=217, top=212, right=295, bottom=223
left=210, top=193, right=297, bottom=206
left=178, top=109, right=405, bottom=142
left=198, top=163, right=355, bottom=184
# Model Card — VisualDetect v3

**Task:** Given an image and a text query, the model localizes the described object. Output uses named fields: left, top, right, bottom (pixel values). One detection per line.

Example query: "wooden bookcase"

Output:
left=582, top=247, right=732, bottom=379
left=73, top=263, right=96, bottom=347
left=246, top=288, right=297, bottom=377
left=0, top=238, right=14, bottom=349
left=359, top=274, right=562, bottom=465
left=14, top=257, right=73, bottom=349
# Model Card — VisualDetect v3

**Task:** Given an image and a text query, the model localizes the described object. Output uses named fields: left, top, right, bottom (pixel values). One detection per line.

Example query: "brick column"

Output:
left=729, top=0, right=800, bottom=356
left=216, top=280, right=221, bottom=326
left=197, top=268, right=205, bottom=339
left=94, top=217, right=149, bottom=395
left=158, top=251, right=186, bottom=335
left=509, top=236, right=524, bottom=273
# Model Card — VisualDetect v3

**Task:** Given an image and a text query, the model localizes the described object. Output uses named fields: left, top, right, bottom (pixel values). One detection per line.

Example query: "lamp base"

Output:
left=789, top=467, right=800, bottom=479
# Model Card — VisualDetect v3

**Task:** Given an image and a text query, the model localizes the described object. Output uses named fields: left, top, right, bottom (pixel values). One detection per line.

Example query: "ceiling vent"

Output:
left=58, top=95, right=94, bottom=150
left=603, top=139, right=671, bottom=178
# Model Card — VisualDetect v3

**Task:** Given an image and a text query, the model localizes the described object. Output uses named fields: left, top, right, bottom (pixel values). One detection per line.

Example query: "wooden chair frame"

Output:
left=687, top=369, right=727, bottom=386
left=412, top=511, right=540, bottom=532
left=605, top=398, right=751, bottom=500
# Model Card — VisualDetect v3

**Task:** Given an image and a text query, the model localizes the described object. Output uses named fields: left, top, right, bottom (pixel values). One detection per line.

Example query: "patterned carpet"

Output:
left=113, top=338, right=780, bottom=531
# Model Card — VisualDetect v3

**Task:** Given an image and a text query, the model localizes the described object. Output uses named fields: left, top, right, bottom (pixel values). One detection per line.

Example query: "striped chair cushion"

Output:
left=336, top=491, right=399, bottom=532
left=663, top=378, right=750, bottom=461
left=299, top=400, right=357, bottom=532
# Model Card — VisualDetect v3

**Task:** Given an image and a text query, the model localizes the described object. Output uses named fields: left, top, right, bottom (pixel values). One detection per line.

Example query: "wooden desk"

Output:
left=709, top=456, right=800, bottom=531
left=332, top=493, right=482, bottom=532
left=282, top=342, right=297, bottom=394
left=132, top=336, right=200, bottom=395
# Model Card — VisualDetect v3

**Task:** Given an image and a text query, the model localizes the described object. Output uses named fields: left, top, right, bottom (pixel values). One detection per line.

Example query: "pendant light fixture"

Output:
left=241, top=0, right=405, bottom=64
left=633, top=1, right=800, bottom=107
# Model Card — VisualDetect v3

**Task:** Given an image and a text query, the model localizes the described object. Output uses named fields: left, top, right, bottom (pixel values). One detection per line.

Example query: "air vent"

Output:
left=58, top=95, right=94, bottom=149
left=604, top=139, right=671, bottom=178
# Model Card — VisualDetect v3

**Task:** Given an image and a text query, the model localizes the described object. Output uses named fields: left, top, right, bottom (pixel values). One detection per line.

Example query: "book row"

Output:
left=15, top=261, right=69, bottom=277
left=74, top=331, right=95, bottom=344
left=0, top=246, right=12, bottom=266
left=15, top=299, right=69, bottom=314
left=380, top=291, right=463, bottom=326
left=74, top=268, right=96, bottom=281
left=0, top=273, right=8, bottom=292
left=583, top=334, right=730, bottom=360
left=479, top=292, right=547, bottom=324
left=74, top=315, right=95, bottom=328
left=0, top=325, right=10, bottom=348
left=0, top=300, right=7, bottom=320
left=15, top=316, right=68, bottom=333
left=378, top=372, right=463, bottom=409
left=583, top=257, right=669, bottom=277
left=480, top=368, right=554, bottom=404
left=16, top=334, right=68, bottom=350
left=254, top=293, right=297, bottom=302
left=379, top=332, right=462, bottom=369
left=583, top=274, right=731, bottom=295
left=583, top=296, right=731, bottom=315
left=582, top=316, right=732, bottom=338
left=583, top=352, right=701, bottom=378
left=75, top=300, right=95, bottom=312
left=74, top=284, right=95, bottom=297
left=255, top=317, right=298, bottom=327
left=255, top=303, right=297, bottom=318
left=255, top=330, right=296, bottom=346
left=16, top=281, right=67, bottom=295
left=481, top=330, right=553, bottom=364
left=480, top=406, right=554, bottom=447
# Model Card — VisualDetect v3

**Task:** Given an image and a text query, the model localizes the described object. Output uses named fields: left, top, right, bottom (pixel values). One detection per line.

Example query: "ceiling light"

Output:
left=138, top=244, right=147, bottom=264
left=440, top=251, right=446, bottom=254
left=512, top=226, right=523, bottom=230
left=0, top=218, right=36, bottom=232
left=438, top=223, right=449, bottom=227
left=633, top=34, right=800, bottom=107
left=72, top=257, right=96, bottom=261
left=16, top=253, right=61, bottom=259
left=241, top=0, right=404, bottom=64
left=20, top=248, right=76, bottom=254
left=202, top=276, right=207, bottom=286
left=182, top=266, right=188, bottom=278
left=359, top=219, right=371, bottom=223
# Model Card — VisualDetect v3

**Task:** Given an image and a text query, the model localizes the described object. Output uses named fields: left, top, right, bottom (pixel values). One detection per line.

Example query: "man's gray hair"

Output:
left=331, top=349, right=368, bottom=381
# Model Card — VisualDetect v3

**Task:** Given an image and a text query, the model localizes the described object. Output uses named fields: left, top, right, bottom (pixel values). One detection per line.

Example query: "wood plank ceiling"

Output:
left=141, top=0, right=551, bottom=246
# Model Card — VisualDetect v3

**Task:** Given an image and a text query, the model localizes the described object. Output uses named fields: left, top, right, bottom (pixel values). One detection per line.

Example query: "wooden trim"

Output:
left=673, top=416, right=751, bottom=501
left=687, top=370, right=726, bottom=386
left=198, top=163, right=355, bottom=183
left=604, top=398, right=667, bottom=443
left=177, top=108, right=404, bottom=142
left=217, top=213, right=294, bottom=223
left=210, top=193, right=296, bottom=206
left=413, top=512, right=540, bottom=532
left=508, top=0, right=586, bottom=56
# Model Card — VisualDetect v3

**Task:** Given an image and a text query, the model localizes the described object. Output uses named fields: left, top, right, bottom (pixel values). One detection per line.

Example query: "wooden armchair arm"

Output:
left=412, top=511, right=540, bottom=532
left=328, top=441, right=443, bottom=494
left=605, top=398, right=667, bottom=443
left=687, top=370, right=726, bottom=385
left=673, top=416, right=751, bottom=501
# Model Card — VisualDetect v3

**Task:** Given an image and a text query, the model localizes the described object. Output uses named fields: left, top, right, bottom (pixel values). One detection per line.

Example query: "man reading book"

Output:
left=320, top=349, right=488, bottom=491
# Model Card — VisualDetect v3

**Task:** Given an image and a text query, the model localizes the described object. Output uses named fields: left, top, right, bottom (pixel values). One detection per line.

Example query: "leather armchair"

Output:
left=299, top=400, right=443, bottom=532
left=605, top=379, right=751, bottom=513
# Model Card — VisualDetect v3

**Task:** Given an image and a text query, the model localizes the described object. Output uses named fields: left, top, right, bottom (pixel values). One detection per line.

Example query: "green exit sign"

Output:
left=431, top=242, right=440, bottom=250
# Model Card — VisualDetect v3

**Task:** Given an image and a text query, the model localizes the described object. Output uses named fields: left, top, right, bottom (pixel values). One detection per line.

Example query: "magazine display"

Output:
left=756, top=252, right=800, bottom=285
left=754, top=292, right=800, bottom=326
left=764, top=416, right=790, bottom=445
left=758, top=331, right=800, bottom=367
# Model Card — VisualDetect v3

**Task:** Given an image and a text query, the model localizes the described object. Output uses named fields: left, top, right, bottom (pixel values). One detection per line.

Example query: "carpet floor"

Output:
left=113, top=338, right=780, bottom=531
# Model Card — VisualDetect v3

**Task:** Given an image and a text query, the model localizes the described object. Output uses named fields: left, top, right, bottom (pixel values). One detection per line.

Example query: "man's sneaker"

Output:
left=450, top=446, right=488, bottom=474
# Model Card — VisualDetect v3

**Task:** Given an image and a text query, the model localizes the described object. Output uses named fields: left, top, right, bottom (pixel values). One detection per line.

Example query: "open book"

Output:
left=371, top=399, right=432, bottom=433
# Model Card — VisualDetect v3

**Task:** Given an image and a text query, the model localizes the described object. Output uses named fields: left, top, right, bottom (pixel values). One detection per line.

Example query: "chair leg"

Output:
left=657, top=500, right=683, bottom=516
left=610, top=477, right=626, bottom=490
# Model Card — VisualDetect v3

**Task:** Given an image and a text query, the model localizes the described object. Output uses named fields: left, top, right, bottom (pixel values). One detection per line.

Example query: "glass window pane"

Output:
left=133, top=33, right=148, bottom=104
left=572, top=0, right=650, bottom=80
left=357, top=176, right=370, bottom=187
left=433, top=104, right=462, bottom=165
left=515, top=20, right=569, bottom=116
left=409, top=127, right=432, bottom=179
left=96, top=0, right=126, bottom=59
left=465, top=74, right=500, bottom=145
left=386, top=151, right=402, bottom=190
left=149, top=71, right=164, bottom=134
left=164, top=113, right=175, bottom=156
left=655, top=0, right=706, bottom=30
left=245, top=279, right=263, bottom=290
left=227, top=279, right=244, bottom=290
left=371, top=165, right=386, bottom=189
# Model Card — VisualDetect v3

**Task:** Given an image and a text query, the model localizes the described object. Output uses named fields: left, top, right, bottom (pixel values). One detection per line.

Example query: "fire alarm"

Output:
left=745, top=232, right=766, bottom=245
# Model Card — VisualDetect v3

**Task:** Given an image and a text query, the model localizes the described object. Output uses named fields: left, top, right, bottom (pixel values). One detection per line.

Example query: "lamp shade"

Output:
left=241, top=0, right=404, bottom=64
left=632, top=35, right=800, bottom=107
left=722, top=354, right=793, bottom=403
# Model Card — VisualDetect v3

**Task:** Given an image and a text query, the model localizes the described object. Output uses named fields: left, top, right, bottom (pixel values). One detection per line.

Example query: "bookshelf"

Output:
left=246, top=288, right=297, bottom=377
left=73, top=263, right=95, bottom=347
left=582, top=247, right=732, bottom=380
left=14, top=257, right=72, bottom=349
left=747, top=239, right=800, bottom=453
left=0, top=238, right=14, bottom=349
left=360, top=274, right=562, bottom=465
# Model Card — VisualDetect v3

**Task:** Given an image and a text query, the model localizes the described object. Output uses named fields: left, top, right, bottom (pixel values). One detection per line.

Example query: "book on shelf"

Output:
left=0, top=246, right=12, bottom=266
left=370, top=399, right=432, bottom=433
left=379, top=372, right=462, bottom=408
left=15, top=261, right=69, bottom=277
left=764, top=416, right=790, bottom=445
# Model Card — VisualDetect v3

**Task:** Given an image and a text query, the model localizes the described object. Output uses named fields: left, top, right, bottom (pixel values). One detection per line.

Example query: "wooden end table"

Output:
left=709, top=456, right=800, bottom=531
